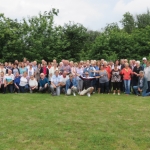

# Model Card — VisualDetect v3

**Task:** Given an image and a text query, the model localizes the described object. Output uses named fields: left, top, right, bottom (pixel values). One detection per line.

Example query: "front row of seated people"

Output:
left=0, top=69, right=150, bottom=97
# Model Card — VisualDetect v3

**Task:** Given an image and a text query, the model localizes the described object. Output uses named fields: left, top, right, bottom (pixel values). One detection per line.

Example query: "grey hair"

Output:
left=136, top=61, right=140, bottom=65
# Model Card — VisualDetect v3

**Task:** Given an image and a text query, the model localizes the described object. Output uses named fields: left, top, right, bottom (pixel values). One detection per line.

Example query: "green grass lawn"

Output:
left=0, top=93, right=150, bottom=150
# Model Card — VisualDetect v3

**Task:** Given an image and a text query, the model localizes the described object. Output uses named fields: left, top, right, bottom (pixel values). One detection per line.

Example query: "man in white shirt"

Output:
left=60, top=71, right=69, bottom=93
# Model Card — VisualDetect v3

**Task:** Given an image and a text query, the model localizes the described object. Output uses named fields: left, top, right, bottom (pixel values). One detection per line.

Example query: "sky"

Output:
left=0, top=0, right=150, bottom=31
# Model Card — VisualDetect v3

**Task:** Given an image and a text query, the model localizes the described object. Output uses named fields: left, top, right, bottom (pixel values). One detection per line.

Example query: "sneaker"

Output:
left=118, top=93, right=120, bottom=95
left=113, top=93, right=115, bottom=95
left=73, top=92, right=76, bottom=96
left=87, top=93, right=90, bottom=97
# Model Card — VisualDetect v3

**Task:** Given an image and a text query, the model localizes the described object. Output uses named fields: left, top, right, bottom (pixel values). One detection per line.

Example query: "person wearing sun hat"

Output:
left=142, top=57, right=147, bottom=70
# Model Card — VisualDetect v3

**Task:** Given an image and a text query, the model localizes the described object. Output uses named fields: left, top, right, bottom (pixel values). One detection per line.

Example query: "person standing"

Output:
left=111, top=64, right=121, bottom=95
left=144, top=61, right=150, bottom=92
left=121, top=63, right=133, bottom=95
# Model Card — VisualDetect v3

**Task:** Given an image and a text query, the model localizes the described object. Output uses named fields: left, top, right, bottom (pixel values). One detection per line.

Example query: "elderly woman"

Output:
left=29, top=75, right=38, bottom=93
left=132, top=61, right=143, bottom=93
left=133, top=71, right=150, bottom=96
left=19, top=72, right=29, bottom=93
left=111, top=64, right=121, bottom=95
left=121, top=63, right=133, bottom=95
left=98, top=64, right=109, bottom=94
left=144, top=61, right=150, bottom=92
left=4, top=69, right=14, bottom=93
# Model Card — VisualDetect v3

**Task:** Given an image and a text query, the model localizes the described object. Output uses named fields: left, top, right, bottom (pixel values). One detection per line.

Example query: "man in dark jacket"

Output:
left=133, top=71, right=150, bottom=96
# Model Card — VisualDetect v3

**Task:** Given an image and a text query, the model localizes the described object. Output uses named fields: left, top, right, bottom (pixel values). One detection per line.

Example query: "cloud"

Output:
left=114, top=0, right=150, bottom=14
left=0, top=0, right=105, bottom=30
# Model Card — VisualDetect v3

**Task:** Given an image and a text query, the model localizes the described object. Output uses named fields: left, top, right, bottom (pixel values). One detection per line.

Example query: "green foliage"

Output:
left=0, top=9, right=150, bottom=62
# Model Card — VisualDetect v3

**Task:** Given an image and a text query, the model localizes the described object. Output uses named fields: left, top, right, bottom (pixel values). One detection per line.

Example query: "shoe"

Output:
left=118, top=93, right=120, bottom=95
left=87, top=93, right=90, bottom=97
left=73, top=92, right=76, bottom=96
left=113, top=93, right=115, bottom=95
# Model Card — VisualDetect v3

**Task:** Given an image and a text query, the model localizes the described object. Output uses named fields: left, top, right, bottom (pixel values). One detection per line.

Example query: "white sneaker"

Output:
left=118, top=93, right=120, bottom=95
left=87, top=93, right=90, bottom=97
left=113, top=93, right=115, bottom=95
left=73, top=92, right=76, bottom=96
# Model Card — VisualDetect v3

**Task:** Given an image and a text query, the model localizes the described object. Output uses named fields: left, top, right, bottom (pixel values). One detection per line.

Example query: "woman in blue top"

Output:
left=19, top=62, right=27, bottom=75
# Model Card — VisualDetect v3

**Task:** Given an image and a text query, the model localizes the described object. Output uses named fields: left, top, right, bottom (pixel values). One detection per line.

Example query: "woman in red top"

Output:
left=121, top=63, right=133, bottom=95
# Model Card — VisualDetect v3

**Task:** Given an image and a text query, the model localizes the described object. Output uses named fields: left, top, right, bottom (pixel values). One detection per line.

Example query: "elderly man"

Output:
left=39, top=73, right=49, bottom=93
left=60, top=71, right=69, bottom=93
left=50, top=70, right=61, bottom=96
left=66, top=74, right=77, bottom=96
left=133, top=71, right=150, bottom=97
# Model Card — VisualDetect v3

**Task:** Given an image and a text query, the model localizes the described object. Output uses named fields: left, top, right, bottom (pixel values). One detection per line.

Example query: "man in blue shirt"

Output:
left=66, top=74, right=77, bottom=96
left=50, top=70, right=61, bottom=96
left=39, top=73, right=49, bottom=93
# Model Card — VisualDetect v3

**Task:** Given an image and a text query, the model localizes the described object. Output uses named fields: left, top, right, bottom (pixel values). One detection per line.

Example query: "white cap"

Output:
left=143, top=57, right=147, bottom=60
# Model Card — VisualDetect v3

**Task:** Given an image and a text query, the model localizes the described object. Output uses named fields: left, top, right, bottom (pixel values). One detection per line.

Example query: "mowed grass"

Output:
left=0, top=93, right=150, bottom=150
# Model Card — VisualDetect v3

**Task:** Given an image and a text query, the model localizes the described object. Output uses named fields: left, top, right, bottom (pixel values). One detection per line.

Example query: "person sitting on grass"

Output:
left=14, top=72, right=21, bottom=93
left=66, top=74, right=77, bottom=96
left=133, top=71, right=150, bottom=97
left=50, top=70, right=61, bottom=96
left=19, top=72, right=29, bottom=93
left=76, top=72, right=97, bottom=97
left=39, top=73, right=49, bottom=93
left=29, top=75, right=38, bottom=93
left=4, top=69, right=14, bottom=93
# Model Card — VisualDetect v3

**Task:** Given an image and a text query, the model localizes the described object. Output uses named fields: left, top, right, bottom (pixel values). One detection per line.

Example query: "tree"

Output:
left=120, top=12, right=135, bottom=33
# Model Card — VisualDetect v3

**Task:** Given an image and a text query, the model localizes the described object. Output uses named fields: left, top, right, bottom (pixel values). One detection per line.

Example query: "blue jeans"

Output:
left=124, top=80, right=131, bottom=94
left=133, top=86, right=150, bottom=96
left=7, top=84, right=14, bottom=93
left=20, top=84, right=29, bottom=93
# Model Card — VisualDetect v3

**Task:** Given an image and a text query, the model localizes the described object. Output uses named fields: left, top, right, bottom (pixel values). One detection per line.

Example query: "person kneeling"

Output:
left=50, top=70, right=61, bottom=96
left=39, top=73, right=49, bottom=93
left=133, top=71, right=150, bottom=97
left=66, top=74, right=77, bottom=96
left=29, top=75, right=38, bottom=93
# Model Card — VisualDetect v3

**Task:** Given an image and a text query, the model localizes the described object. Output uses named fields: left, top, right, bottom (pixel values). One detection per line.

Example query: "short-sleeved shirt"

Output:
left=51, top=75, right=61, bottom=85
left=4, top=74, right=14, bottom=84
left=99, top=70, right=109, bottom=83
left=60, top=75, right=69, bottom=84
left=111, top=69, right=121, bottom=82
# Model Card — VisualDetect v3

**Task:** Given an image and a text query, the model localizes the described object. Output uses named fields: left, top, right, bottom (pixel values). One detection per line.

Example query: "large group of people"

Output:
left=0, top=57, right=150, bottom=97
